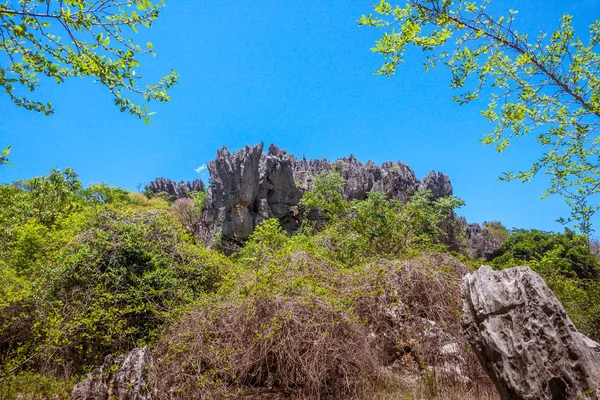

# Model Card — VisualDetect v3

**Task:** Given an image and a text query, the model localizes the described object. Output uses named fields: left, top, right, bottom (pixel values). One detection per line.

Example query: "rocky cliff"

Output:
left=146, top=143, right=454, bottom=247
left=146, top=143, right=501, bottom=254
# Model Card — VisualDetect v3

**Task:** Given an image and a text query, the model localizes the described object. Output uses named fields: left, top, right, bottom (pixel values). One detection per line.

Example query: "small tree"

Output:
left=360, top=0, right=600, bottom=237
left=300, top=172, right=348, bottom=222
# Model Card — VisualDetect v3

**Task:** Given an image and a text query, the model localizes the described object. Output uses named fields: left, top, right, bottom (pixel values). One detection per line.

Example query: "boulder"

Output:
left=71, top=347, right=156, bottom=400
left=462, top=266, right=600, bottom=400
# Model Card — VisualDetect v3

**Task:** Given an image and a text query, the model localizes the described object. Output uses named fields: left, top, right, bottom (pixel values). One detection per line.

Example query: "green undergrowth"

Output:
left=0, top=169, right=599, bottom=399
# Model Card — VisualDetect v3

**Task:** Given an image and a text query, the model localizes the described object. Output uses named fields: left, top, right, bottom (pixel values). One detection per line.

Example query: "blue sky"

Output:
left=1, top=0, right=599, bottom=232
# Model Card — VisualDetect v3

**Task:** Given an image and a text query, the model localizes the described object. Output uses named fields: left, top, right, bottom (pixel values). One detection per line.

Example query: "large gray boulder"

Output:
left=462, top=266, right=600, bottom=400
left=71, top=347, right=156, bottom=400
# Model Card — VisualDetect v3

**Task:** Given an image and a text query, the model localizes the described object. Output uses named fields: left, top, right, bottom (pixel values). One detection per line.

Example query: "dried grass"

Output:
left=155, top=252, right=496, bottom=399
left=156, top=296, right=379, bottom=399
left=347, top=254, right=493, bottom=391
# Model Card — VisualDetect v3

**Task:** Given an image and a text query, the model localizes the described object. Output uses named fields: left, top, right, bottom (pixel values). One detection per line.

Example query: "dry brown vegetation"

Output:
left=157, top=296, right=379, bottom=399
left=155, top=252, right=496, bottom=399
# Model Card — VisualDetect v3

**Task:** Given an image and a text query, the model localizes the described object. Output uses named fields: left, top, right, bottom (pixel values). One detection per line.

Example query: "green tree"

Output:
left=491, top=228, right=599, bottom=279
left=360, top=0, right=600, bottom=236
left=1, top=0, right=178, bottom=164
left=300, top=172, right=348, bottom=222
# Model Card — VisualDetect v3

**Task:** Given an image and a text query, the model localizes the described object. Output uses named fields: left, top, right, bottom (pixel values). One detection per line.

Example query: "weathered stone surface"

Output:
left=145, top=178, right=204, bottom=200
left=203, top=143, right=264, bottom=243
left=462, top=266, right=600, bottom=400
left=71, top=347, right=156, bottom=400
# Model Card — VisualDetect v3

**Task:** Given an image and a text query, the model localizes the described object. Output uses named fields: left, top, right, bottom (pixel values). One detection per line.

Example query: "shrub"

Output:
left=35, top=208, right=222, bottom=373
left=491, top=228, right=599, bottom=279
left=171, top=197, right=202, bottom=235
left=300, top=172, right=348, bottom=222
left=157, top=296, right=379, bottom=399
left=0, top=203, right=226, bottom=378
left=316, top=190, right=465, bottom=265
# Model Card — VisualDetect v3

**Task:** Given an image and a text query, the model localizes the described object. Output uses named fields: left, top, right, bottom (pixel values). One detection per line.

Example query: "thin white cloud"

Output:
left=194, top=164, right=207, bottom=174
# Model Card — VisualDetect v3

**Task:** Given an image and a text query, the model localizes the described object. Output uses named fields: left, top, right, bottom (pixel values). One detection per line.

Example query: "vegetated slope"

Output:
left=0, top=152, right=599, bottom=399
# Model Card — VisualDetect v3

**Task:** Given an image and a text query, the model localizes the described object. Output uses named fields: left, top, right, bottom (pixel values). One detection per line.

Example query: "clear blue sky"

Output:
left=1, top=0, right=599, bottom=232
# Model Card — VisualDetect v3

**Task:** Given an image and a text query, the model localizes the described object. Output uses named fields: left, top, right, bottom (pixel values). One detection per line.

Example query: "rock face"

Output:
left=419, top=170, right=453, bottom=198
left=145, top=178, right=204, bottom=200
left=149, top=143, right=454, bottom=248
left=291, top=154, right=425, bottom=202
left=462, top=266, right=600, bottom=400
left=71, top=347, right=156, bottom=400
left=199, top=143, right=302, bottom=244
left=199, top=143, right=453, bottom=247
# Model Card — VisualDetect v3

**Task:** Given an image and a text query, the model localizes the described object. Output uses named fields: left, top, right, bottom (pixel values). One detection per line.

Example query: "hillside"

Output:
left=1, top=144, right=599, bottom=399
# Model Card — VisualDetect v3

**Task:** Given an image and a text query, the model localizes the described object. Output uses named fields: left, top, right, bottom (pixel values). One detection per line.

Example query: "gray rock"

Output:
left=150, top=143, right=455, bottom=248
left=259, top=144, right=302, bottom=226
left=71, top=347, right=156, bottom=400
left=145, top=178, right=204, bottom=200
left=419, top=170, right=453, bottom=198
left=204, top=143, right=264, bottom=243
left=462, top=265, right=600, bottom=400
left=460, top=219, right=508, bottom=260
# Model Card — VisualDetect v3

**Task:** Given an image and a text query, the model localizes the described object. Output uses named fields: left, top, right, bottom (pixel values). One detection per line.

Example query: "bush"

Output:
left=157, top=296, right=379, bottom=399
left=300, top=172, right=348, bottom=222
left=0, top=171, right=227, bottom=379
left=171, top=197, right=202, bottom=234
left=491, top=229, right=599, bottom=279
left=315, top=190, right=465, bottom=265
left=28, top=208, right=224, bottom=373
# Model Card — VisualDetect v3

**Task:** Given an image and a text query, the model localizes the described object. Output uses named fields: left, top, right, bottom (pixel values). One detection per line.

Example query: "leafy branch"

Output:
left=360, top=0, right=600, bottom=236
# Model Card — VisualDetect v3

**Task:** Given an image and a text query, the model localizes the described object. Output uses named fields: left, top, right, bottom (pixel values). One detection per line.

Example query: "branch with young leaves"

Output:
left=360, top=0, right=600, bottom=236
left=0, top=0, right=178, bottom=165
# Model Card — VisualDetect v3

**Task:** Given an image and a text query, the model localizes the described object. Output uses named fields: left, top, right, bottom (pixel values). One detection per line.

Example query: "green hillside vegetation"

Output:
left=1, top=170, right=599, bottom=399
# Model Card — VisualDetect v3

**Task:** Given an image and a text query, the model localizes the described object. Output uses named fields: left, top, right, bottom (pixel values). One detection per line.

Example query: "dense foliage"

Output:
left=0, top=169, right=599, bottom=398
left=0, top=170, right=224, bottom=397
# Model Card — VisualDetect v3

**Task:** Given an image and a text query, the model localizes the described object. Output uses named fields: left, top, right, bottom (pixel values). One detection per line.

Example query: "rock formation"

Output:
left=148, top=143, right=454, bottom=249
left=420, top=170, right=453, bottom=199
left=145, top=178, right=204, bottom=200
left=460, top=219, right=508, bottom=260
left=71, top=347, right=156, bottom=400
left=462, top=266, right=600, bottom=400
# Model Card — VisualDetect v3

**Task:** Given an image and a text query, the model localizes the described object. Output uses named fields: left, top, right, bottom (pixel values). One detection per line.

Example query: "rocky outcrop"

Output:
left=151, top=143, right=453, bottom=248
left=460, top=220, right=508, bottom=259
left=200, top=143, right=303, bottom=244
left=462, top=266, right=600, bottom=400
left=291, top=155, right=421, bottom=202
left=71, top=347, right=156, bottom=400
left=419, top=170, right=453, bottom=198
left=145, top=178, right=204, bottom=200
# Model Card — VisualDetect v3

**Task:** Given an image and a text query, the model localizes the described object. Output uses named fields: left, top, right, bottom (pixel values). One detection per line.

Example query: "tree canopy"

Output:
left=0, top=0, right=178, bottom=164
left=360, top=0, right=600, bottom=236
